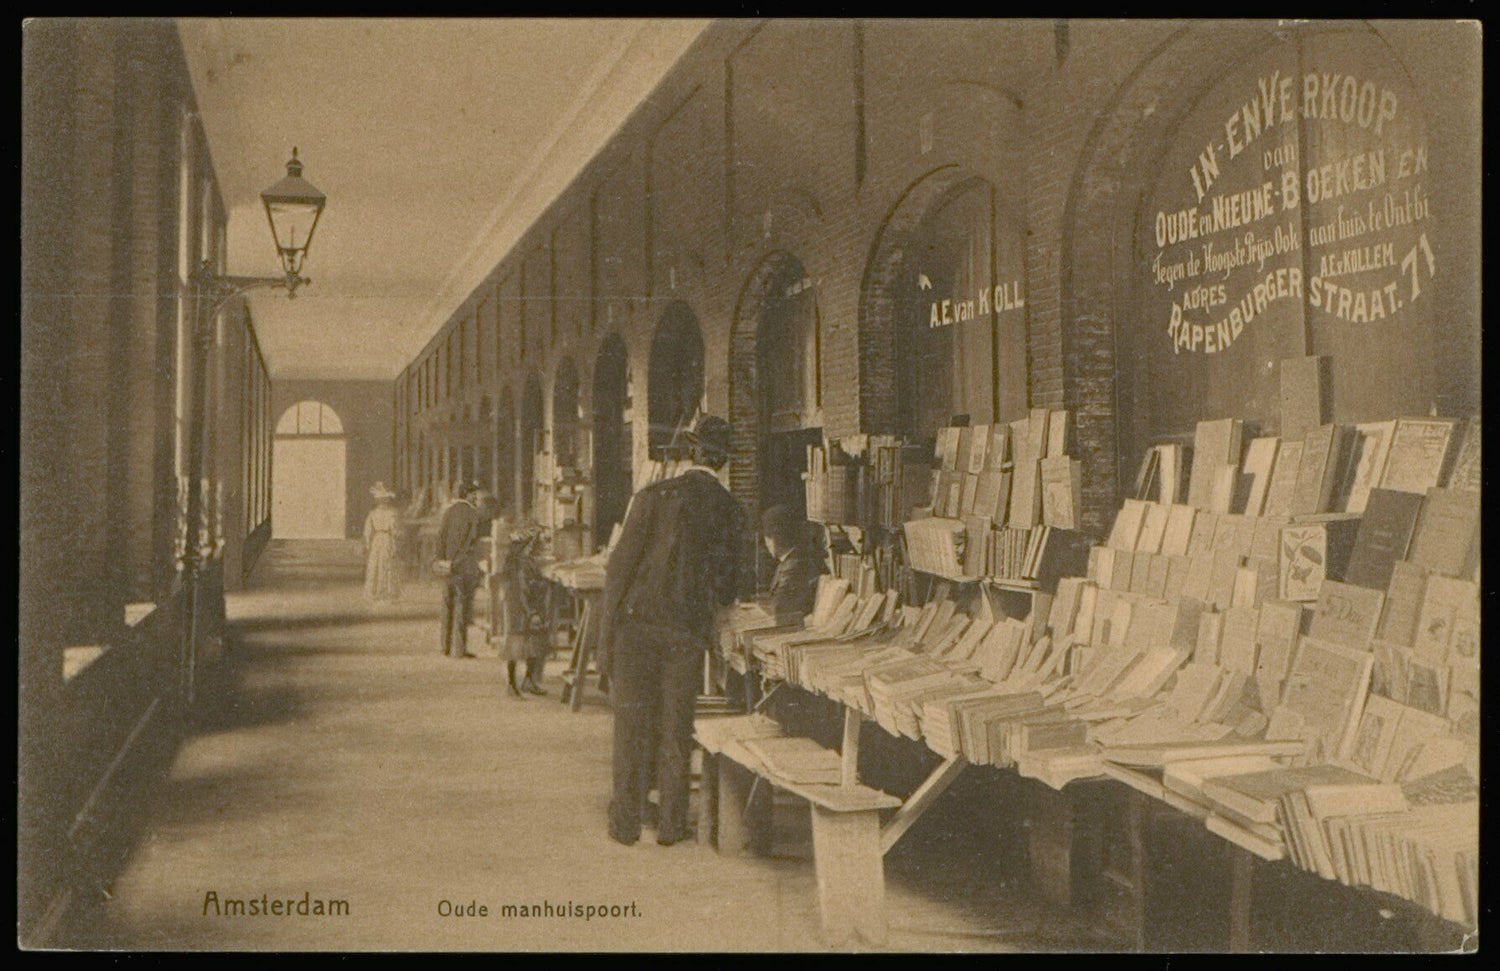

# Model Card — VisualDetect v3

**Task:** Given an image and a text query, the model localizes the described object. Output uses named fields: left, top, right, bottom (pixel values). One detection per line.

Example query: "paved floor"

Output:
left=80, top=540, right=1090, bottom=952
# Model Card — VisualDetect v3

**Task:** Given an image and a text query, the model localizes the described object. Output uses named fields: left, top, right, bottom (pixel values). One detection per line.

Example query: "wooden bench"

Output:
left=694, top=710, right=966, bottom=945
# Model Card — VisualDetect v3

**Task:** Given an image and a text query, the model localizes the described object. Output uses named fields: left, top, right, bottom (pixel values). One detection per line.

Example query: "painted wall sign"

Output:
left=1142, top=56, right=1434, bottom=358
left=926, top=280, right=1026, bottom=328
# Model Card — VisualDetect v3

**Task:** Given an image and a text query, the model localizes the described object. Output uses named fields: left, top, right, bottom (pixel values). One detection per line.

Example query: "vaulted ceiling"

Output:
left=178, top=18, right=710, bottom=381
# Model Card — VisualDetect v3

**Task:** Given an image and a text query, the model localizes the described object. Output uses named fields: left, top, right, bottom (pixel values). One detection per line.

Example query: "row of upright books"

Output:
left=928, top=408, right=1082, bottom=531
left=901, top=517, right=1092, bottom=587
left=805, top=435, right=936, bottom=529
left=1143, top=410, right=1479, bottom=519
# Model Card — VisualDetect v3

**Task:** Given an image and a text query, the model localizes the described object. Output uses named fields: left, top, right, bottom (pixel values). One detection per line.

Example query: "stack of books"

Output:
left=1276, top=764, right=1477, bottom=927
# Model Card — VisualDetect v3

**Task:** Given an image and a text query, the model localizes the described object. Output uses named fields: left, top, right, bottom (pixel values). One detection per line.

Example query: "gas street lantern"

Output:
left=259, top=147, right=326, bottom=289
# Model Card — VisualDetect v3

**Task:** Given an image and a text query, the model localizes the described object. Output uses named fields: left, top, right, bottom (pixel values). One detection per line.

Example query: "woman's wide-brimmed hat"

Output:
left=370, top=481, right=396, bottom=500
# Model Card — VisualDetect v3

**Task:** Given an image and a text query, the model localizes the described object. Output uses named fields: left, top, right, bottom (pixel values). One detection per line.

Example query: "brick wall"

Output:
left=398, top=18, right=1482, bottom=545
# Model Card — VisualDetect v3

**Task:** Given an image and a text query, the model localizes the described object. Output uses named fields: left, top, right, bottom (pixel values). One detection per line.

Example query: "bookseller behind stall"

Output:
left=759, top=504, right=826, bottom=624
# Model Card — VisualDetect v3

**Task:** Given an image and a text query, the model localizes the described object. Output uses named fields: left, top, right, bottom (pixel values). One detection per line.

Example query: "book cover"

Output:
left=1217, top=606, right=1261, bottom=675
left=1239, top=436, right=1280, bottom=516
left=1008, top=459, right=1042, bottom=529
left=1343, top=488, right=1423, bottom=590
left=1405, top=487, right=1479, bottom=579
left=1130, top=551, right=1155, bottom=595
left=986, top=424, right=1012, bottom=471
left=1029, top=408, right=1051, bottom=458
left=990, top=474, right=1014, bottom=528
left=1046, top=409, right=1070, bottom=458
left=1375, top=561, right=1428, bottom=648
left=1338, top=693, right=1408, bottom=779
left=1145, top=554, right=1171, bottom=599
left=967, top=423, right=991, bottom=473
left=1186, top=510, right=1219, bottom=557
left=1289, top=424, right=1346, bottom=517
left=1411, top=575, right=1479, bottom=666
left=1039, top=456, right=1081, bottom=530
left=1179, top=551, right=1214, bottom=604
left=1108, top=499, right=1149, bottom=551
left=1134, top=501, right=1170, bottom=555
left=1209, top=464, right=1239, bottom=515
left=1336, top=420, right=1397, bottom=514
left=1253, top=601, right=1303, bottom=709
left=1307, top=581, right=1385, bottom=650
left=1403, top=656, right=1449, bottom=716
left=959, top=473, right=980, bottom=517
left=936, top=426, right=960, bottom=471
left=1444, top=417, right=1480, bottom=493
left=1261, top=439, right=1304, bottom=521
left=1275, top=637, right=1375, bottom=764
left=1380, top=417, right=1458, bottom=495
left=1158, top=443, right=1185, bottom=504
left=1279, top=355, right=1328, bottom=442
left=1278, top=523, right=1327, bottom=602
left=1163, top=554, right=1193, bottom=602
left=1208, top=547, right=1244, bottom=609
left=954, top=425, right=974, bottom=479
left=1189, top=418, right=1244, bottom=509
left=1212, top=514, right=1257, bottom=560
left=1193, top=610, right=1224, bottom=665
left=1161, top=503, right=1197, bottom=557
left=972, top=470, right=1005, bottom=524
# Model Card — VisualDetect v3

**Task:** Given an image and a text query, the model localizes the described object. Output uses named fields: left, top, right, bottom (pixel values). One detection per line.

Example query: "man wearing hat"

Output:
left=598, top=413, right=745, bottom=846
left=436, top=480, right=485, bottom=658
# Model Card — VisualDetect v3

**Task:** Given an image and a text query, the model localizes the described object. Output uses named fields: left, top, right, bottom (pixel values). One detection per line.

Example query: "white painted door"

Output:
left=272, top=437, right=347, bottom=538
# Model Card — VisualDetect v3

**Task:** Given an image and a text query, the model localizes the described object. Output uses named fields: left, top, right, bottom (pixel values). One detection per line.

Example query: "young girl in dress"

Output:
left=497, top=521, right=550, bottom=698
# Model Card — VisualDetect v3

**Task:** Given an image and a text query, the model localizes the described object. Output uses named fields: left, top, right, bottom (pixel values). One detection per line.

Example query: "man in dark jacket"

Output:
left=759, top=504, right=826, bottom=624
left=437, top=481, right=485, bottom=658
left=599, top=413, right=744, bottom=846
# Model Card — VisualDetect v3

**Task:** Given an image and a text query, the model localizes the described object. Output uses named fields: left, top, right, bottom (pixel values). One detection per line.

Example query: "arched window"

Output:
left=273, top=400, right=347, bottom=539
left=275, top=399, right=344, bottom=436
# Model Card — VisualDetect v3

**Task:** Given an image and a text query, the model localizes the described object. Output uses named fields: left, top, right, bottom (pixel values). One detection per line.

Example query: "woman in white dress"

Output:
left=363, top=483, right=402, bottom=601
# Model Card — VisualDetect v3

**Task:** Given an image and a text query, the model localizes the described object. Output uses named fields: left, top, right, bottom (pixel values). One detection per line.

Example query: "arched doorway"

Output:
left=272, top=400, right=347, bottom=539
left=519, top=374, right=544, bottom=517
left=592, top=334, right=632, bottom=543
left=859, top=168, right=1027, bottom=439
left=730, top=252, right=823, bottom=521
left=646, top=301, right=705, bottom=459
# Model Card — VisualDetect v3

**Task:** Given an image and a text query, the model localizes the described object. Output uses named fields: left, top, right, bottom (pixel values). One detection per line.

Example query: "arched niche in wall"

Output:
left=519, top=374, right=544, bottom=517
left=729, top=251, right=822, bottom=526
left=646, top=300, right=705, bottom=459
left=1063, top=22, right=1448, bottom=537
left=552, top=357, right=583, bottom=472
left=494, top=387, right=516, bottom=519
left=592, top=334, right=632, bottom=544
left=860, top=167, right=1028, bottom=440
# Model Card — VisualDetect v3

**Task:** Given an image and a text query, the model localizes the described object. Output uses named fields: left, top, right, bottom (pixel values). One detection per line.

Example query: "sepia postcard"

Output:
left=19, top=17, right=1480, bottom=953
